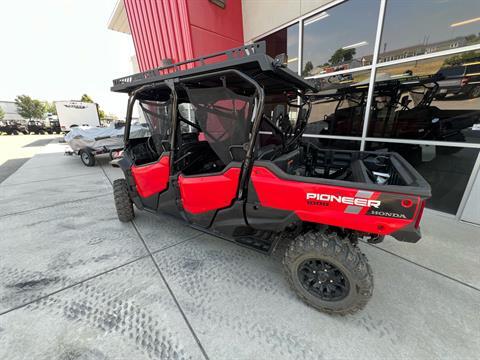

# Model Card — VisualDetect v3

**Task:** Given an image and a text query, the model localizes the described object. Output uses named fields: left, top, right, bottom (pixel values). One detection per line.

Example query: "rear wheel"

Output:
left=283, top=230, right=373, bottom=315
left=113, top=179, right=134, bottom=222
left=469, top=86, right=480, bottom=99
left=79, top=149, right=95, bottom=167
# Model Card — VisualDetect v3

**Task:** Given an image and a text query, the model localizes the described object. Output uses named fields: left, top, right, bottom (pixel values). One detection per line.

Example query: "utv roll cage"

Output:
left=112, top=42, right=316, bottom=198
left=111, top=42, right=314, bottom=94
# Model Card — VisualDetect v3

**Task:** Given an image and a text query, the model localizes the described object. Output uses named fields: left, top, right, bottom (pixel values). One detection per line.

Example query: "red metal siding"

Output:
left=190, top=26, right=243, bottom=60
left=187, top=0, right=243, bottom=46
left=123, top=0, right=243, bottom=72
left=124, top=0, right=194, bottom=71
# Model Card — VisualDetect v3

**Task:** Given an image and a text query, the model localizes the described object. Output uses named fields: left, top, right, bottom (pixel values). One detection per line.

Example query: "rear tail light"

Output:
left=461, top=77, right=470, bottom=86
left=415, top=201, right=426, bottom=229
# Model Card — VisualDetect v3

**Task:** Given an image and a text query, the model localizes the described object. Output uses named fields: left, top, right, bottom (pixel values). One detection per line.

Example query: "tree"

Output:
left=14, top=95, right=45, bottom=120
left=44, top=101, right=57, bottom=115
left=302, top=61, right=314, bottom=77
left=98, top=108, right=106, bottom=120
left=444, top=51, right=480, bottom=66
left=80, top=94, right=105, bottom=120
left=80, top=94, right=94, bottom=103
left=328, top=48, right=356, bottom=65
left=0, top=106, right=4, bottom=120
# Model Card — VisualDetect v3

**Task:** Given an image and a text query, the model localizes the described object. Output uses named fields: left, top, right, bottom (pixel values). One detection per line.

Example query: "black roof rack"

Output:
left=111, top=41, right=316, bottom=93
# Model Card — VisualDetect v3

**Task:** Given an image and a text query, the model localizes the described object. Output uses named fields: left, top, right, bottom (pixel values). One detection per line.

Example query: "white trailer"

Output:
left=55, top=101, right=100, bottom=131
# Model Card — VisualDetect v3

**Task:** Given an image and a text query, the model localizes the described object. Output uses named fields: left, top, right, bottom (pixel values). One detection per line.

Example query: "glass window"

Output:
left=366, top=142, right=479, bottom=214
left=302, top=0, right=380, bottom=77
left=380, top=0, right=480, bottom=63
left=366, top=52, right=480, bottom=143
left=305, top=70, right=371, bottom=137
left=258, top=23, right=299, bottom=72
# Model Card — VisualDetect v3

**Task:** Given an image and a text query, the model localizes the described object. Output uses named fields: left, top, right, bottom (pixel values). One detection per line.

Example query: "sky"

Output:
left=0, top=0, right=135, bottom=118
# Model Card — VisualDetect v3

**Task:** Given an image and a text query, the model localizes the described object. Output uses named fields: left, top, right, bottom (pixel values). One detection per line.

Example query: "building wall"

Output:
left=0, top=101, right=23, bottom=122
left=123, top=0, right=194, bottom=71
left=123, top=0, right=244, bottom=72
left=241, top=0, right=333, bottom=41
left=187, top=0, right=244, bottom=56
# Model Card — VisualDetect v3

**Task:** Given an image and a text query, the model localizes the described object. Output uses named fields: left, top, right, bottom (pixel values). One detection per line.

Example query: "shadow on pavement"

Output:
left=22, top=139, right=53, bottom=148
left=0, top=158, right=30, bottom=184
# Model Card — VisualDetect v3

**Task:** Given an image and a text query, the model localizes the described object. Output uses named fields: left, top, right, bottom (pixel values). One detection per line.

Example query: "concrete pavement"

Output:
left=0, top=134, right=60, bottom=183
left=0, top=140, right=479, bottom=359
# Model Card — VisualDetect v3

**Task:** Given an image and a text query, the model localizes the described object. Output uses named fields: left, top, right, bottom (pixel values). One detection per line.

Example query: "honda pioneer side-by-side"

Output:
left=110, top=43, right=431, bottom=315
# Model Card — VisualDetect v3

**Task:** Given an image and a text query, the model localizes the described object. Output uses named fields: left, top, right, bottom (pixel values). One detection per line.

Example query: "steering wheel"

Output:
left=147, top=136, right=159, bottom=158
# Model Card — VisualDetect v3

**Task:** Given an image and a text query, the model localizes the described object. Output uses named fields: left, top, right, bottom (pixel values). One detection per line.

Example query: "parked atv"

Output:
left=110, top=43, right=431, bottom=315
left=0, top=120, right=26, bottom=135
left=0, top=121, right=11, bottom=134
left=44, top=118, right=62, bottom=134
left=26, top=120, right=47, bottom=134
left=14, top=120, right=28, bottom=134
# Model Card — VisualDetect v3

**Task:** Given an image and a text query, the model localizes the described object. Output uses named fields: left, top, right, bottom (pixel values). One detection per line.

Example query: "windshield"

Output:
left=185, top=87, right=254, bottom=164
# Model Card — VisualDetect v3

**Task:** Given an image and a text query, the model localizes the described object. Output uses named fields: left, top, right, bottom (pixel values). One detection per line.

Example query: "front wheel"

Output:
left=113, top=179, right=134, bottom=222
left=283, top=230, right=373, bottom=315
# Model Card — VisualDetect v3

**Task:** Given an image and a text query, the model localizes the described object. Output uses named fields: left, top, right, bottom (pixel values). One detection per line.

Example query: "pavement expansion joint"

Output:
left=0, top=254, right=149, bottom=317
left=0, top=193, right=112, bottom=219
left=130, top=219, right=211, bottom=360
left=364, top=241, right=480, bottom=293
left=0, top=172, right=100, bottom=188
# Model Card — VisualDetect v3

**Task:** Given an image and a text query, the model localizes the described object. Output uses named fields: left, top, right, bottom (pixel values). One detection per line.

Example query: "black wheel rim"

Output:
left=297, top=259, right=350, bottom=301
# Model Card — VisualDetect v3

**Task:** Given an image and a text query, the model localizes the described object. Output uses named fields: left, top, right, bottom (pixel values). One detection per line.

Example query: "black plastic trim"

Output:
left=254, top=152, right=432, bottom=198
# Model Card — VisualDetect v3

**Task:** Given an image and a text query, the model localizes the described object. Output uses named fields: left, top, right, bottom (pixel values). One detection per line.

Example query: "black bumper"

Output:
left=391, top=226, right=421, bottom=243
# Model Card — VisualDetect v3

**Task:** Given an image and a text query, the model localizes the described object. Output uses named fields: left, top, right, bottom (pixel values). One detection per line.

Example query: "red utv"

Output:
left=110, top=43, right=431, bottom=315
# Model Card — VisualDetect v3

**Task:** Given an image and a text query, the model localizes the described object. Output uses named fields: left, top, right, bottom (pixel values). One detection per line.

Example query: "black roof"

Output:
left=111, top=42, right=316, bottom=94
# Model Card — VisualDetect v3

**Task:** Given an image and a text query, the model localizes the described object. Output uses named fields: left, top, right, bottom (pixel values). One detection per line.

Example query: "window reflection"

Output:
left=258, top=23, right=299, bottom=72
left=302, top=0, right=379, bottom=77
left=380, top=0, right=480, bottom=63
left=305, top=70, right=371, bottom=137
left=303, top=137, right=360, bottom=151
left=367, top=53, right=480, bottom=143
left=366, top=142, right=479, bottom=214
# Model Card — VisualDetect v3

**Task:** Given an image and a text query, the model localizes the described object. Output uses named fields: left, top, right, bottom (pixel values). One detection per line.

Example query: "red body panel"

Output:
left=131, top=155, right=170, bottom=198
left=178, top=167, right=241, bottom=214
left=251, top=166, right=421, bottom=235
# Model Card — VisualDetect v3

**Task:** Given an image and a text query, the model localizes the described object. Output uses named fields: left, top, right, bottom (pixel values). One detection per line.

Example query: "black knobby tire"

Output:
left=283, top=230, right=373, bottom=315
left=469, top=86, right=480, bottom=99
left=79, top=149, right=95, bottom=167
left=113, top=179, right=134, bottom=222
